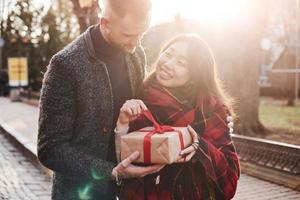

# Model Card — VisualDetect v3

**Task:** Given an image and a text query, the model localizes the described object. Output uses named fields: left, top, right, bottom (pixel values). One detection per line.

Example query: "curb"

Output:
left=0, top=118, right=36, bottom=155
left=0, top=125, right=53, bottom=178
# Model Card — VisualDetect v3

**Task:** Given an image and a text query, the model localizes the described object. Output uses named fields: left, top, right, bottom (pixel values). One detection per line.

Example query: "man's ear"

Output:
left=100, top=17, right=110, bottom=31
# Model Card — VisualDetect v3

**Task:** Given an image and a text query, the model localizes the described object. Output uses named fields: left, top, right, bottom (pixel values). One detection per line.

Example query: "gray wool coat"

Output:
left=37, top=26, right=146, bottom=200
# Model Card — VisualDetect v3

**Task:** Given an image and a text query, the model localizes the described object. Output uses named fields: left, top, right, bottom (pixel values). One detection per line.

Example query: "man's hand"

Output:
left=112, top=151, right=165, bottom=179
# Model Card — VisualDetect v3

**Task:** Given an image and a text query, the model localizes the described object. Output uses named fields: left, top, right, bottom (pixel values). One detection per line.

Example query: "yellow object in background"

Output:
left=78, top=0, right=93, bottom=8
left=8, top=57, right=28, bottom=87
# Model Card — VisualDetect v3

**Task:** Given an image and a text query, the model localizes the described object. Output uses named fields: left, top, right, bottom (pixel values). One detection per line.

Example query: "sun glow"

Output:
left=151, top=0, right=252, bottom=25
left=33, top=0, right=252, bottom=26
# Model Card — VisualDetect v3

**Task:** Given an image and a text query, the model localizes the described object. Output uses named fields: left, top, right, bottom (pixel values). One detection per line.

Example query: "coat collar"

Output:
left=83, top=25, right=144, bottom=97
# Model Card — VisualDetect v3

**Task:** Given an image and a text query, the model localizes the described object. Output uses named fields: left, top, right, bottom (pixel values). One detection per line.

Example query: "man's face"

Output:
left=104, top=13, right=151, bottom=53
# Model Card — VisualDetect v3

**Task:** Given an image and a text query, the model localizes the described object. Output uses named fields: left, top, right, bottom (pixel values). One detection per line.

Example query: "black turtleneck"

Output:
left=91, top=25, right=132, bottom=164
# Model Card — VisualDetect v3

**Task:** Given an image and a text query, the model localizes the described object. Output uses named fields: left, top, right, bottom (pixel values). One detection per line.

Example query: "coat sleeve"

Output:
left=37, top=55, right=115, bottom=193
left=193, top=99, right=240, bottom=200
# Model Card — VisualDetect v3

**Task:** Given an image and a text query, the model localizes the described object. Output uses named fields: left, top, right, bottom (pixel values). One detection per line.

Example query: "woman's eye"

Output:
left=164, top=51, right=171, bottom=57
left=177, top=60, right=185, bottom=66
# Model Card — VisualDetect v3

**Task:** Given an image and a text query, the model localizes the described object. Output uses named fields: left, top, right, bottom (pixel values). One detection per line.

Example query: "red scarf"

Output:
left=118, top=83, right=240, bottom=200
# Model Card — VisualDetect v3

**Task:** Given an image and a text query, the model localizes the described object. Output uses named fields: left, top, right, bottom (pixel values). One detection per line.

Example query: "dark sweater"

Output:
left=38, top=25, right=146, bottom=200
left=91, top=25, right=132, bottom=123
left=91, top=25, right=132, bottom=164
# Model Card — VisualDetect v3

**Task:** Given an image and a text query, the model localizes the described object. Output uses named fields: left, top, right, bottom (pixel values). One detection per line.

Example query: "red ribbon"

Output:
left=139, top=110, right=185, bottom=163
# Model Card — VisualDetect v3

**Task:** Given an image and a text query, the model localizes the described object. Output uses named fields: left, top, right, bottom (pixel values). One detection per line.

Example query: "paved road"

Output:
left=0, top=129, right=299, bottom=200
left=0, top=130, right=51, bottom=200
left=234, top=174, right=300, bottom=200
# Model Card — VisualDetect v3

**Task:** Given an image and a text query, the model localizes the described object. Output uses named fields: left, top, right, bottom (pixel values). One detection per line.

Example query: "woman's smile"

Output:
left=158, top=67, right=173, bottom=80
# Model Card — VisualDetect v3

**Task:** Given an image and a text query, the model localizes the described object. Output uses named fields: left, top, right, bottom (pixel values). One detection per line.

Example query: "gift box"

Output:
left=120, top=110, right=192, bottom=164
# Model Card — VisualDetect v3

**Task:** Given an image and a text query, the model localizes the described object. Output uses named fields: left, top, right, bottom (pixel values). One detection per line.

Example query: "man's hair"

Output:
left=102, top=0, right=152, bottom=18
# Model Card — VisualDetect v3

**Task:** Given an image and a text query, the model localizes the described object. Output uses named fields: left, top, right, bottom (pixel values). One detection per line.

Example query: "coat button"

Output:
left=103, top=127, right=108, bottom=134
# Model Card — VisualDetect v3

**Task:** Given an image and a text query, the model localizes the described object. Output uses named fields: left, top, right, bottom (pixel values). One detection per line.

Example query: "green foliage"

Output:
left=259, top=98, right=300, bottom=134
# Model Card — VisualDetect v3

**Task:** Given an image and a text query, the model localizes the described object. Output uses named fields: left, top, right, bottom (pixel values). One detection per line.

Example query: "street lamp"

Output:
left=22, top=35, right=29, bottom=44
left=10, top=35, right=17, bottom=44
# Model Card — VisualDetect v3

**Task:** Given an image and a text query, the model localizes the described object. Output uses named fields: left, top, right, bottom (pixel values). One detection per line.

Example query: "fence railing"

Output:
left=232, top=134, right=300, bottom=175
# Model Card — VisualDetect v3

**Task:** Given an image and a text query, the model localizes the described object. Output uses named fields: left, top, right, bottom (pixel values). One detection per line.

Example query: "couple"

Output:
left=37, top=0, right=240, bottom=199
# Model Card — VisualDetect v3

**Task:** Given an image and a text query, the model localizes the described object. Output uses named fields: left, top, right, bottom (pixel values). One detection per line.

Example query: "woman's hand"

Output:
left=176, top=125, right=200, bottom=163
left=176, top=115, right=234, bottom=163
left=116, top=99, right=148, bottom=130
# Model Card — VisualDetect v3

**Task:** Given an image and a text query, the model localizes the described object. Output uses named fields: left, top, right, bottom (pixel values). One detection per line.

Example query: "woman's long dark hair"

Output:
left=143, top=33, right=235, bottom=116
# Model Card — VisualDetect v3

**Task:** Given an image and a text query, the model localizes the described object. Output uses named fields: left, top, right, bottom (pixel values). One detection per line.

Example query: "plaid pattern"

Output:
left=118, top=83, right=240, bottom=200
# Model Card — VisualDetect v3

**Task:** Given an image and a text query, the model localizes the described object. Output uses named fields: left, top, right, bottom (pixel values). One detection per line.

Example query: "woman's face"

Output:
left=155, top=41, right=191, bottom=88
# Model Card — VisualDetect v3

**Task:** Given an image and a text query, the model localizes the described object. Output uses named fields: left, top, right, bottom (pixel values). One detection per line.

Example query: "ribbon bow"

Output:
left=140, top=110, right=184, bottom=163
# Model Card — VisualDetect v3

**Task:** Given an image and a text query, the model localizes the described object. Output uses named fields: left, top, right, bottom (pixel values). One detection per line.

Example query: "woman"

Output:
left=114, top=34, right=240, bottom=200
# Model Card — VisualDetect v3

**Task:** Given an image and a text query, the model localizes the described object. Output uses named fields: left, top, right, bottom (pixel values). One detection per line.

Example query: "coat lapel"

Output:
left=125, top=53, right=144, bottom=98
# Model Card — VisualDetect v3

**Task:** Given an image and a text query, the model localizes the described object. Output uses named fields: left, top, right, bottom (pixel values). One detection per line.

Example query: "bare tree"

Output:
left=214, top=1, right=271, bottom=136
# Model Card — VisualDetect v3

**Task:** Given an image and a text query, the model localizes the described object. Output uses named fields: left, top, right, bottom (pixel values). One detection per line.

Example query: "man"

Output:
left=38, top=0, right=163, bottom=199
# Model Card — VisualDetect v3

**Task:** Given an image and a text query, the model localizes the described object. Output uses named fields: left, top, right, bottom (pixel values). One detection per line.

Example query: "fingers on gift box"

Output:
left=121, top=126, right=192, bottom=164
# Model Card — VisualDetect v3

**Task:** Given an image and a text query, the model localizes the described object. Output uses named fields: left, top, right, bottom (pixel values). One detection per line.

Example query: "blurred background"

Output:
left=1, top=0, right=299, bottom=143
left=0, top=1, right=299, bottom=199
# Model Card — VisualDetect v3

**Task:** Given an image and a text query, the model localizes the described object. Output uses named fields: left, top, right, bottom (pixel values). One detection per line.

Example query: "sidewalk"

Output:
left=0, top=129, right=51, bottom=200
left=0, top=97, right=38, bottom=156
left=0, top=96, right=300, bottom=199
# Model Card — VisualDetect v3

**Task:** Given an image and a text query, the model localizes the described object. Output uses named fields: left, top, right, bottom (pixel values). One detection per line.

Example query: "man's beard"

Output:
left=109, top=35, right=137, bottom=54
left=124, top=46, right=137, bottom=54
